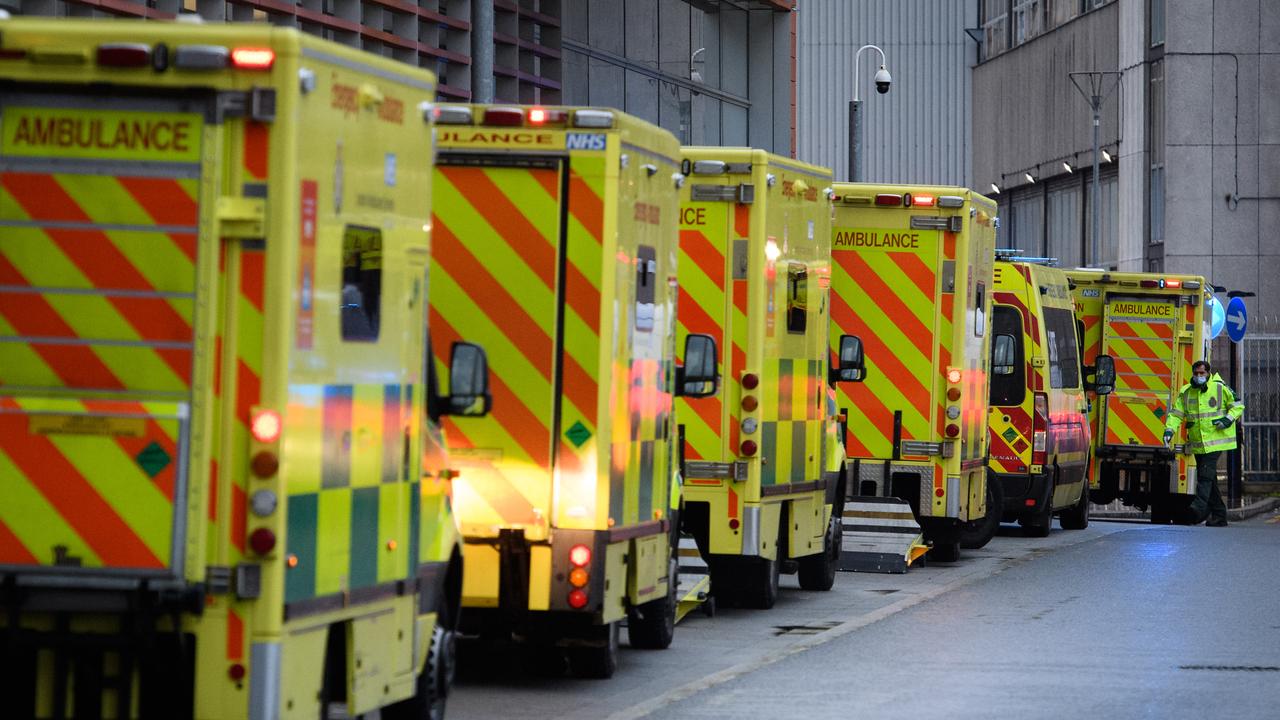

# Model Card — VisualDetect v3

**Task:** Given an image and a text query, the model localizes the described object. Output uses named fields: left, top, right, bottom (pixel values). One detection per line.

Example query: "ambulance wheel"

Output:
left=797, top=510, right=841, bottom=591
left=726, top=554, right=780, bottom=610
left=1059, top=483, right=1090, bottom=530
left=928, top=539, right=961, bottom=563
left=382, top=618, right=454, bottom=720
left=1021, top=502, right=1053, bottom=537
left=567, top=622, right=619, bottom=680
left=959, top=473, right=1004, bottom=549
left=628, top=558, right=678, bottom=649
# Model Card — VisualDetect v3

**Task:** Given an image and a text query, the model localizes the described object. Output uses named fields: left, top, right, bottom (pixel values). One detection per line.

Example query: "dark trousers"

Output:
left=1189, top=450, right=1228, bottom=524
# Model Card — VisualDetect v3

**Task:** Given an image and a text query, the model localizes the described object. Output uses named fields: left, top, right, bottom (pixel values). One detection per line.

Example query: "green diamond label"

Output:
left=136, top=441, right=171, bottom=479
left=565, top=421, right=592, bottom=448
left=1153, top=405, right=1165, bottom=418
left=1002, top=427, right=1019, bottom=443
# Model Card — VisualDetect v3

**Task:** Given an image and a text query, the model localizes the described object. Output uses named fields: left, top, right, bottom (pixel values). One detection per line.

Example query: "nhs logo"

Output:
left=566, top=133, right=607, bottom=151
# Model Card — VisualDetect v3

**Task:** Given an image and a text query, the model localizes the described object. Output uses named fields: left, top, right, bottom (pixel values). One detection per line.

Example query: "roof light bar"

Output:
left=483, top=107, right=524, bottom=126
left=173, top=44, right=229, bottom=70
left=434, top=105, right=474, bottom=125
left=573, top=109, right=615, bottom=128
left=911, top=194, right=936, bottom=207
left=97, top=43, right=151, bottom=67
left=231, top=47, right=275, bottom=70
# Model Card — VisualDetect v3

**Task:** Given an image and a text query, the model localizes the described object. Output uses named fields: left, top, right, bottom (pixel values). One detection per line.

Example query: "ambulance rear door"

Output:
left=1099, top=296, right=1180, bottom=450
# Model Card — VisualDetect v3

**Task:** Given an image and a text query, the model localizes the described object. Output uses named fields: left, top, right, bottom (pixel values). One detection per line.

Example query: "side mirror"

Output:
left=445, top=341, right=492, bottom=416
left=829, top=334, right=866, bottom=383
left=676, top=334, right=719, bottom=398
left=1092, top=354, right=1116, bottom=396
left=991, top=334, right=1017, bottom=376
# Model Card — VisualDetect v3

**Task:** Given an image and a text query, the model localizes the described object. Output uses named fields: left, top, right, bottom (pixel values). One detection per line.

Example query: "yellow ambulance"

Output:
left=1066, top=269, right=1211, bottom=523
left=829, top=184, right=997, bottom=563
left=0, top=18, right=484, bottom=719
left=675, top=148, right=856, bottom=608
left=985, top=258, right=1112, bottom=539
left=428, top=104, right=716, bottom=677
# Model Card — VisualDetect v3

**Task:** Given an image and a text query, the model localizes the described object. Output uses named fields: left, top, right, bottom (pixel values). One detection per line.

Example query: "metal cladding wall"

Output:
left=796, top=0, right=975, bottom=185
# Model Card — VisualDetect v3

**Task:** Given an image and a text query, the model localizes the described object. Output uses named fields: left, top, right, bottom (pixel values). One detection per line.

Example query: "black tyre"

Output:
left=1149, top=497, right=1173, bottom=524
left=960, top=473, right=1004, bottom=549
left=382, top=618, right=455, bottom=720
left=741, top=554, right=781, bottom=609
left=1059, top=482, right=1090, bottom=530
left=1021, top=501, right=1053, bottom=537
left=928, top=539, right=961, bottom=562
left=566, top=622, right=619, bottom=680
left=627, top=558, right=678, bottom=649
left=797, top=508, right=842, bottom=591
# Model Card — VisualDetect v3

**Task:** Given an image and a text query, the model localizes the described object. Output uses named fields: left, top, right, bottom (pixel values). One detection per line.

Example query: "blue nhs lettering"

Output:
left=566, top=133, right=607, bottom=151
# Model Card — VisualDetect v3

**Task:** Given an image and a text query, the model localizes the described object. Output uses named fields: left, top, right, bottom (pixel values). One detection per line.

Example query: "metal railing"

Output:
left=1242, top=316, right=1280, bottom=485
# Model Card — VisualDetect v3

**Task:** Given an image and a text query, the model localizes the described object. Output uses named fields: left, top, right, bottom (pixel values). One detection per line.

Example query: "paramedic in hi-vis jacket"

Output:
left=1163, top=361, right=1244, bottom=526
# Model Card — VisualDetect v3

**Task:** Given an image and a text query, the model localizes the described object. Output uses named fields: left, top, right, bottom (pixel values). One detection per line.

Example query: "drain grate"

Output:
left=773, top=622, right=839, bottom=637
left=1179, top=665, right=1280, bottom=672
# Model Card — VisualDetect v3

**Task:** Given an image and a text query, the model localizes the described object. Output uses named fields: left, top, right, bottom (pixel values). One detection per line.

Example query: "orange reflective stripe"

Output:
left=433, top=219, right=554, bottom=382
left=835, top=250, right=932, bottom=359
left=227, top=608, right=245, bottom=661
left=0, top=518, right=37, bottom=564
left=889, top=250, right=935, bottom=302
left=567, top=168, right=603, bottom=244
left=444, top=167, right=558, bottom=290
left=115, top=176, right=199, bottom=258
left=243, top=122, right=269, bottom=180
left=0, top=414, right=161, bottom=568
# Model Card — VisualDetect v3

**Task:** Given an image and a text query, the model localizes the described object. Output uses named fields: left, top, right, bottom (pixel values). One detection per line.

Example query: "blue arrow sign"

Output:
left=1208, top=296, right=1225, bottom=339
left=1226, top=296, right=1248, bottom=343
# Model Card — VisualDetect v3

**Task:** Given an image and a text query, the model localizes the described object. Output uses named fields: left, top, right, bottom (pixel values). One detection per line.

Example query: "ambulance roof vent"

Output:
left=434, top=105, right=473, bottom=125
left=574, top=109, right=615, bottom=128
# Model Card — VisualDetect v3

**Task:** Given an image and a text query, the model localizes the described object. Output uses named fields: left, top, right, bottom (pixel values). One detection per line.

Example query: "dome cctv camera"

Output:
left=874, top=65, right=892, bottom=94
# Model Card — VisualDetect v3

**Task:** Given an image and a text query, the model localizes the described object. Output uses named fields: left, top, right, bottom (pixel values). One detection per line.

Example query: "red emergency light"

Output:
left=231, top=48, right=275, bottom=70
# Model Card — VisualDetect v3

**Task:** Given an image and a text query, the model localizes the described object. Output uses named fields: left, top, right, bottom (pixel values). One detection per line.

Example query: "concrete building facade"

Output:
left=0, top=0, right=796, bottom=154
left=796, top=0, right=975, bottom=185
left=972, top=0, right=1280, bottom=317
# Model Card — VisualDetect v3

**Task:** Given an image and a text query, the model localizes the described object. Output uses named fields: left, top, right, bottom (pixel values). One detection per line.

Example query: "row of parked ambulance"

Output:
left=0, top=20, right=1213, bottom=719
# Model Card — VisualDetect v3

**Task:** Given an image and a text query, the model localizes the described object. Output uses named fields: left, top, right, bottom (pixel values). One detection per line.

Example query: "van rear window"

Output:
left=1045, top=307, right=1080, bottom=389
left=990, top=305, right=1025, bottom=406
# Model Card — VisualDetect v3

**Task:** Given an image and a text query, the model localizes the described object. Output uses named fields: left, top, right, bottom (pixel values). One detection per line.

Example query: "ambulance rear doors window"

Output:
left=341, top=225, right=382, bottom=342
left=989, top=305, right=1025, bottom=406
left=1045, top=307, right=1080, bottom=389
left=636, top=245, right=656, bottom=332
left=787, top=263, right=808, bottom=334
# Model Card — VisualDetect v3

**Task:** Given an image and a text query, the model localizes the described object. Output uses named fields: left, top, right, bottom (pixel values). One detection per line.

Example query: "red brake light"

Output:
left=740, top=440, right=758, bottom=456
left=569, top=544, right=592, bottom=567
left=231, top=47, right=275, bottom=70
left=875, top=193, right=903, bottom=207
left=528, top=107, right=546, bottom=124
left=1032, top=393, right=1049, bottom=466
left=912, top=194, right=936, bottom=207
left=251, top=450, right=279, bottom=478
left=248, top=527, right=276, bottom=555
left=483, top=107, right=525, bottom=126
left=741, top=395, right=758, bottom=411
left=741, top=373, right=760, bottom=390
left=1139, top=279, right=1165, bottom=289
left=1164, top=279, right=1181, bottom=288
left=97, top=43, right=150, bottom=67
left=567, top=589, right=589, bottom=609
left=947, top=387, right=962, bottom=402
left=945, top=424, right=960, bottom=438
left=251, top=409, right=282, bottom=444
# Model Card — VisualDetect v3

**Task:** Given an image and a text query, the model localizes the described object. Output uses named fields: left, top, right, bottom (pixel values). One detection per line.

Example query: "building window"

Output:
left=1008, top=189, right=1045, bottom=255
left=787, top=263, right=808, bottom=334
left=1046, top=181, right=1082, bottom=268
left=1012, top=0, right=1043, bottom=46
left=981, top=0, right=1009, bottom=60
left=1048, top=0, right=1080, bottom=26
left=1149, top=59, right=1165, bottom=246
left=1150, top=0, right=1166, bottom=46
left=1084, top=173, right=1120, bottom=268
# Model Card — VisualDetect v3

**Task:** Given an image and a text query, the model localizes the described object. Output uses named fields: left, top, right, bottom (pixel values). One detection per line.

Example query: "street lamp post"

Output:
left=1069, top=71, right=1120, bottom=266
left=849, top=44, right=891, bottom=182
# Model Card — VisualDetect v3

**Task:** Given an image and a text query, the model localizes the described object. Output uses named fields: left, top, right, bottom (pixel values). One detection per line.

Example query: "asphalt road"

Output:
left=448, top=509, right=1280, bottom=719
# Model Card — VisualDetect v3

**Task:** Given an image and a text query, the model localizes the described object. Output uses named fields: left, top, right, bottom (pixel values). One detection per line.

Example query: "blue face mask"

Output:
left=1192, top=375, right=1208, bottom=387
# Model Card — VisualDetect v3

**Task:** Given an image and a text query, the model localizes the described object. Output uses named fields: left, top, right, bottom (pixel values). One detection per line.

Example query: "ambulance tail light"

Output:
left=741, top=373, right=760, bottom=390
left=1032, top=393, right=1049, bottom=466
left=567, top=589, right=589, bottom=609
left=231, top=47, right=275, bottom=70
left=947, top=368, right=963, bottom=384
left=573, top=109, right=615, bottom=128
left=910, top=194, right=936, bottom=207
left=434, top=105, right=474, bottom=125
left=96, top=43, right=151, bottom=67
left=875, top=194, right=903, bottom=207
left=569, top=544, right=592, bottom=568
left=1139, top=279, right=1166, bottom=289
left=1164, top=279, right=1182, bottom=288
left=248, top=527, right=276, bottom=556
left=251, top=409, right=283, bottom=444
left=740, top=440, right=759, bottom=457
left=945, top=424, right=960, bottom=438
left=483, top=107, right=525, bottom=126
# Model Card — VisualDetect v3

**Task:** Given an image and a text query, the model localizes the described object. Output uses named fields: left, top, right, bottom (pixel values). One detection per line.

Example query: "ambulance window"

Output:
left=974, top=281, right=986, bottom=337
left=989, top=305, right=1025, bottom=406
left=636, top=245, right=656, bottom=332
left=1045, top=307, right=1080, bottom=388
left=341, top=225, right=382, bottom=342
left=787, top=263, right=808, bottom=334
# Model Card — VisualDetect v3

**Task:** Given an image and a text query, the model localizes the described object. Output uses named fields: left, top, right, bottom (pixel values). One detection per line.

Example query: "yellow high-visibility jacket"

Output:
left=1165, top=373, right=1244, bottom=454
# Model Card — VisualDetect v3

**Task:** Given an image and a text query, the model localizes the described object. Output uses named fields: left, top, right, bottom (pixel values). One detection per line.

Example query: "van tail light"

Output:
left=1032, top=393, right=1049, bottom=466
left=231, top=47, right=275, bottom=70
